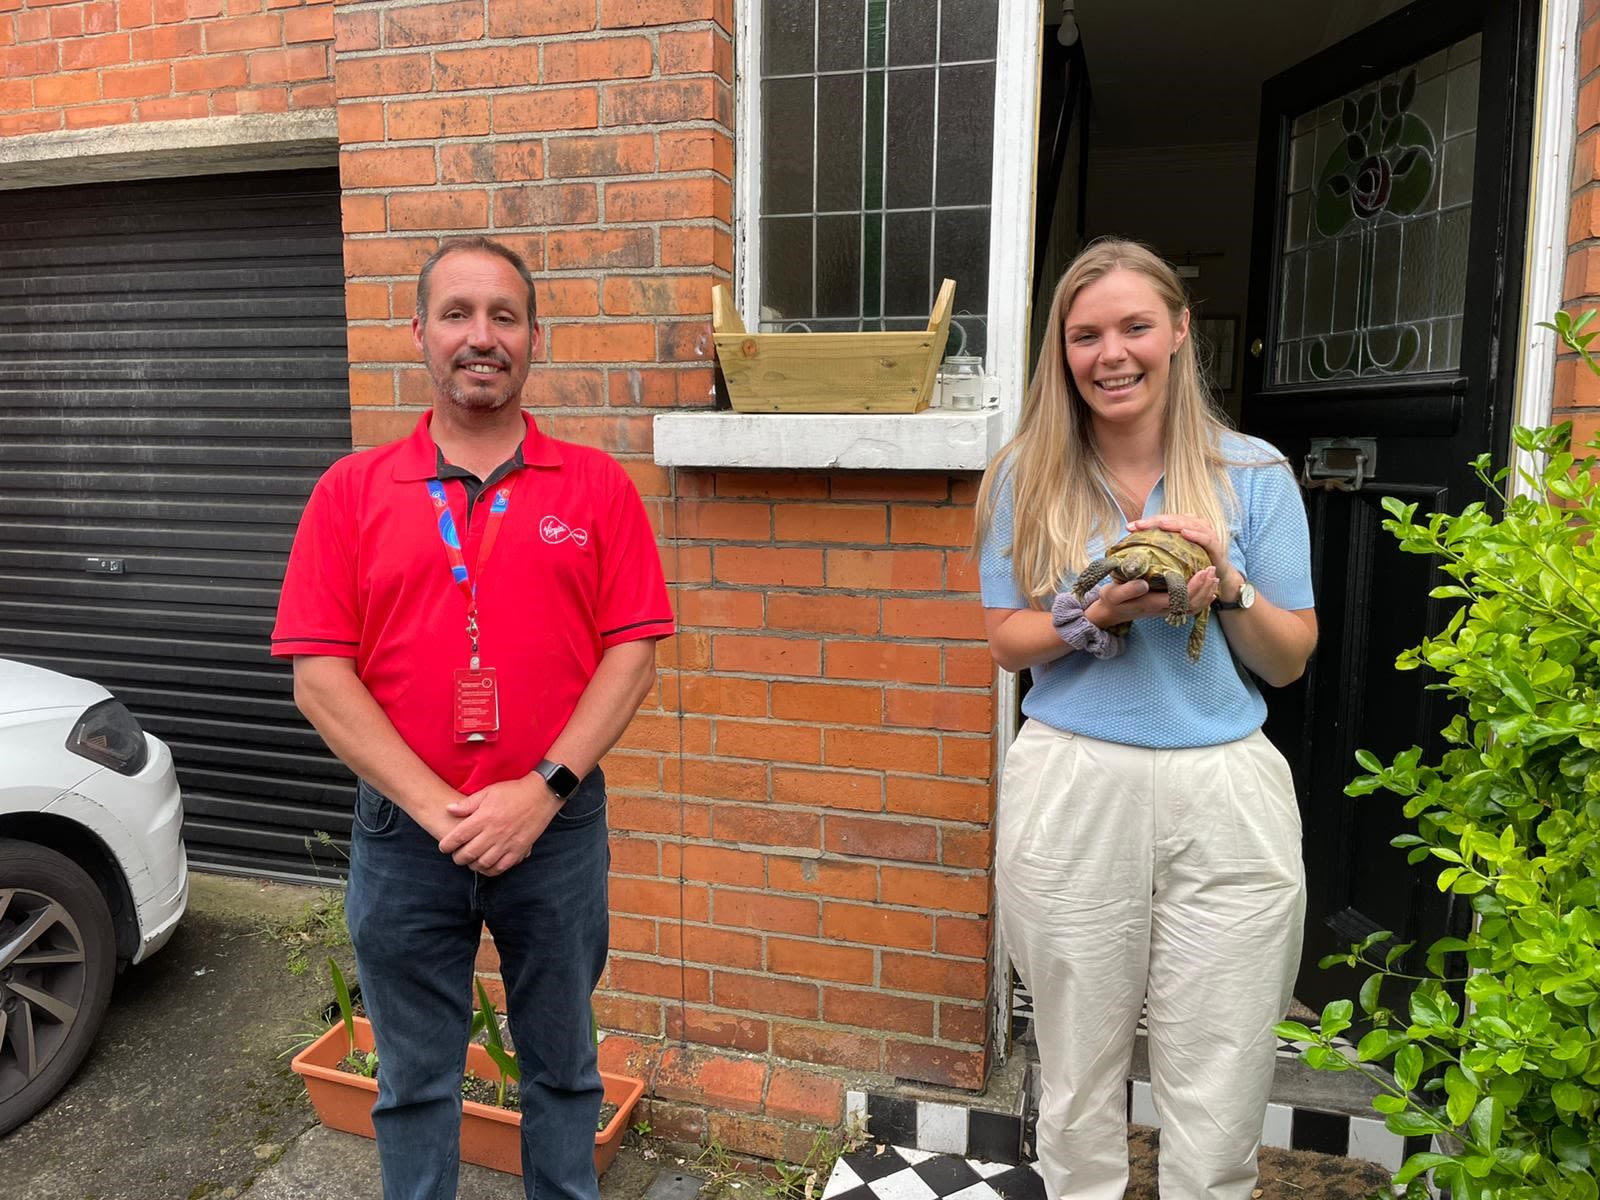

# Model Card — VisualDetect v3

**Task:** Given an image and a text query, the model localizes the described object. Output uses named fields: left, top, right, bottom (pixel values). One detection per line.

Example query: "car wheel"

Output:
left=0, top=839, right=117, bottom=1136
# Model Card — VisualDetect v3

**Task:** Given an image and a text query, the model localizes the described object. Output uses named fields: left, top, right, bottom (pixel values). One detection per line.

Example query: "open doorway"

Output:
left=1013, top=0, right=1536, bottom=1052
left=1033, top=0, right=1415, bottom=421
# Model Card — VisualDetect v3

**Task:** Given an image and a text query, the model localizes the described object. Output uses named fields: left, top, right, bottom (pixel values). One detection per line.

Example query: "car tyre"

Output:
left=0, top=838, right=117, bottom=1137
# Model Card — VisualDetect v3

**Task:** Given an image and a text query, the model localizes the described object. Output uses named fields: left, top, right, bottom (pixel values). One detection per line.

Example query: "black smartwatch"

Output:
left=534, top=759, right=581, bottom=802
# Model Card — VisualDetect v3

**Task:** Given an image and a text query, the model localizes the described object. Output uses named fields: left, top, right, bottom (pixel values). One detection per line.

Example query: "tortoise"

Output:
left=1072, top=528, right=1213, bottom=661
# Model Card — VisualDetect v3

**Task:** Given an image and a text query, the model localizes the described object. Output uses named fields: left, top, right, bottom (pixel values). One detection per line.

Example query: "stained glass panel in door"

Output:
left=1274, top=33, right=1479, bottom=384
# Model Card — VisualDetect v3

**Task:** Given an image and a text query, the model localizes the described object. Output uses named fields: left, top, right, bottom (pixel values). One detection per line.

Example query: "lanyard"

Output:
left=426, top=477, right=513, bottom=667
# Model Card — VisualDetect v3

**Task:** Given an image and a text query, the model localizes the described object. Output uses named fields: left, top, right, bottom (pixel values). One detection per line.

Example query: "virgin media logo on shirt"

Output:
left=540, top=515, right=590, bottom=547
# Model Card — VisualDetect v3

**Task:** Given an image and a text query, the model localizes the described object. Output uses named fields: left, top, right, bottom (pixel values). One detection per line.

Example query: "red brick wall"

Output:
left=335, top=0, right=733, bottom=453
left=1559, top=0, right=1600, bottom=447
left=603, top=471, right=997, bottom=1095
left=0, top=0, right=333, bottom=135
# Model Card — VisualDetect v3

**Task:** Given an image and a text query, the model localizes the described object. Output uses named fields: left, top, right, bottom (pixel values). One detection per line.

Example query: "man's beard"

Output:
left=424, top=348, right=523, bottom=411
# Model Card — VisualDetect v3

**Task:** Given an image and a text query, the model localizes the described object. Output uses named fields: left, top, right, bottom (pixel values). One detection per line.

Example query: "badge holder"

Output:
left=454, top=614, right=499, bottom=743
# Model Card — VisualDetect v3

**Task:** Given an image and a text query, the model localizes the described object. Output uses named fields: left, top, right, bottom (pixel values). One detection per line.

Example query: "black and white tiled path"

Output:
left=836, top=1087, right=1426, bottom=1198
left=824, top=1145, right=1046, bottom=1200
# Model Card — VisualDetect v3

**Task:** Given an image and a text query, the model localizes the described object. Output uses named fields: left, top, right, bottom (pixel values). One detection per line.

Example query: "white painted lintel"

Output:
left=652, top=409, right=1005, bottom=472
left=0, top=110, right=338, bottom=191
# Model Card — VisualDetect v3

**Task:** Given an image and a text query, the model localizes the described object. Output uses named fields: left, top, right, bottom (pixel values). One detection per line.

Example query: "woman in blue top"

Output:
left=976, top=240, right=1318, bottom=1200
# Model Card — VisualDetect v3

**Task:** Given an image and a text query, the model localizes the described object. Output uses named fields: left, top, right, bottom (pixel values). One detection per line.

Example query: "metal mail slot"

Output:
left=1301, top=437, right=1377, bottom=492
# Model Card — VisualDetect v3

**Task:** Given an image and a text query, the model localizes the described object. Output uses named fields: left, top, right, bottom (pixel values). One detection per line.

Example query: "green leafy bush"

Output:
left=1278, top=406, right=1600, bottom=1200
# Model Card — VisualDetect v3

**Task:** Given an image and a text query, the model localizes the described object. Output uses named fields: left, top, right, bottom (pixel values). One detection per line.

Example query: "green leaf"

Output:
left=1409, top=990, right=1444, bottom=1028
left=1386, top=1110, right=1444, bottom=1137
left=1395, top=1152, right=1458, bottom=1185
left=1395, top=1043, right=1423, bottom=1091
left=1444, top=1067, right=1479, bottom=1127
left=1551, top=1081, right=1584, bottom=1114
left=1552, top=1124, right=1592, bottom=1168
left=1384, top=941, right=1415, bottom=968
left=328, top=957, right=357, bottom=1050
left=1305, top=1044, right=1352, bottom=1071
left=1355, top=749, right=1384, bottom=772
left=1499, top=668, right=1537, bottom=713
left=1359, top=973, right=1384, bottom=1016
left=1357, top=1028, right=1397, bottom=1061
left=1372, top=1092, right=1409, bottom=1114
left=1320, top=998, right=1354, bottom=1040
left=1274, top=1020, right=1318, bottom=1043
left=1466, top=1097, right=1503, bottom=1151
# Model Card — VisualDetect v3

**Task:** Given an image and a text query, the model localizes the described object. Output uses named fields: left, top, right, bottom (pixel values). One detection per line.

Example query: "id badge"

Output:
left=453, top=667, right=500, bottom=742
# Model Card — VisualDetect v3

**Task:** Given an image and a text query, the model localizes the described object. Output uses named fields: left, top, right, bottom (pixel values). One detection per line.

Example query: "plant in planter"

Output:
left=1278, top=403, right=1600, bottom=1197
left=291, top=964, right=645, bottom=1178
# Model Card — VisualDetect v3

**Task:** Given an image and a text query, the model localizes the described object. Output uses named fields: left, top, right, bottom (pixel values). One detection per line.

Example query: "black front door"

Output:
left=1240, top=0, right=1538, bottom=1012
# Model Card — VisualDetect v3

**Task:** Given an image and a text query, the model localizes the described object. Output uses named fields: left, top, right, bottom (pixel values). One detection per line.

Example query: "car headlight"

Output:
left=65, top=698, right=150, bottom=776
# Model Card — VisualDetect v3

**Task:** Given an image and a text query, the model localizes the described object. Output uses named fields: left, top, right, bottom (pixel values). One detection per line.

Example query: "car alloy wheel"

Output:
left=0, top=840, right=116, bottom=1136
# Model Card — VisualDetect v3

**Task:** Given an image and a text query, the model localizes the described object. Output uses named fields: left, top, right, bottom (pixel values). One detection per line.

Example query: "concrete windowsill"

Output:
left=651, top=408, right=1005, bottom=472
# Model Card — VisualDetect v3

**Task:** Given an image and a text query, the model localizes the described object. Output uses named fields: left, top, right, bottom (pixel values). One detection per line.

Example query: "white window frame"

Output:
left=652, top=0, right=1039, bottom=471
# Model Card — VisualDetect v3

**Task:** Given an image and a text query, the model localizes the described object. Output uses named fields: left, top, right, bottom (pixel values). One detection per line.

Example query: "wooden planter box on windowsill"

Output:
left=711, top=279, right=956, bottom=414
left=290, top=1016, right=644, bottom=1178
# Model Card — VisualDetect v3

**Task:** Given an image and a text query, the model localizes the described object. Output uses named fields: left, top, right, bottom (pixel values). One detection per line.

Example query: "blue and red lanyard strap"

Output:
left=426, top=477, right=513, bottom=668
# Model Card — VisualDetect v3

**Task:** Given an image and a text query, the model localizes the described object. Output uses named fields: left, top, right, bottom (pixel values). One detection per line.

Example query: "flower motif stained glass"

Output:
left=1275, top=35, right=1479, bottom=384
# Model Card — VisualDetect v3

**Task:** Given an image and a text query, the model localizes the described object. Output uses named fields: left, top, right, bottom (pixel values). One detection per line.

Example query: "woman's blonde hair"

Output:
left=974, top=238, right=1240, bottom=607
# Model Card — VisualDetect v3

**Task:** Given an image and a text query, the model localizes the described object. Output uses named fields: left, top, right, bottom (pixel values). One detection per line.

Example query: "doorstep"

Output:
left=841, top=1029, right=1420, bottom=1178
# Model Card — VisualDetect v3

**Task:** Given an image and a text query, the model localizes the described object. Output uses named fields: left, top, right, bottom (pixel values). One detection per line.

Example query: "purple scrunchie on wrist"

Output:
left=1050, top=590, right=1126, bottom=660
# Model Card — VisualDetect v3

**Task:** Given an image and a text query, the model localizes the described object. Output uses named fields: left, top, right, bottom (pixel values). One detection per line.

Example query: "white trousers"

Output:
left=996, top=720, right=1306, bottom=1200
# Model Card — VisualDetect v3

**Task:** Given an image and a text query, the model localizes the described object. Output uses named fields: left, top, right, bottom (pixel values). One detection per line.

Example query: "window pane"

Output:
left=883, top=210, right=932, bottom=317
left=935, top=63, right=994, bottom=206
left=757, top=0, right=994, bottom=353
left=818, top=0, right=865, bottom=71
left=762, top=77, right=815, bottom=216
left=934, top=206, right=989, bottom=356
left=761, top=217, right=813, bottom=323
left=816, top=73, right=864, bottom=213
left=887, top=0, right=936, bottom=66
left=764, top=0, right=815, bottom=75
left=939, top=0, right=996, bottom=62
left=885, top=69, right=935, bottom=209
left=816, top=214, right=863, bottom=318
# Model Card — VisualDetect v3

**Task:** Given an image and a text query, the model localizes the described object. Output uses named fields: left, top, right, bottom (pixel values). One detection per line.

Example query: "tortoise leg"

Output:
left=1162, top=571, right=1189, bottom=627
left=1187, top=605, right=1209, bottom=662
left=1073, top=558, right=1115, bottom=599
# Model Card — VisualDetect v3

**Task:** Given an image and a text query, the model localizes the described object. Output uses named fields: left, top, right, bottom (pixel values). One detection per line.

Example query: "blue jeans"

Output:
left=345, top=771, right=610, bottom=1200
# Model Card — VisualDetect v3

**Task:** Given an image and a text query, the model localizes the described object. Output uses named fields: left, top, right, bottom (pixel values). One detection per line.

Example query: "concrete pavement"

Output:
left=1, top=871, right=661, bottom=1200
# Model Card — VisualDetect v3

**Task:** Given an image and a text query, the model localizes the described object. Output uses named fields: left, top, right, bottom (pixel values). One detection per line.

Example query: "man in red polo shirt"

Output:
left=272, top=236, right=673, bottom=1200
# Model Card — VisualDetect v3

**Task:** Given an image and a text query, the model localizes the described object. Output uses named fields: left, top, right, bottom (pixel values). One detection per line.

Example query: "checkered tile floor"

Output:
left=824, top=1145, right=1045, bottom=1200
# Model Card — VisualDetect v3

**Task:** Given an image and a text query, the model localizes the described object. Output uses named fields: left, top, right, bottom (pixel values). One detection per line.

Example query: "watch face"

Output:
left=1239, top=581, right=1257, bottom=609
left=540, top=761, right=581, bottom=800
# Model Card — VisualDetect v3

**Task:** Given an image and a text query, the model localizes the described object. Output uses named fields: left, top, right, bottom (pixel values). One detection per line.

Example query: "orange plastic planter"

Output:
left=291, top=1017, right=645, bottom=1177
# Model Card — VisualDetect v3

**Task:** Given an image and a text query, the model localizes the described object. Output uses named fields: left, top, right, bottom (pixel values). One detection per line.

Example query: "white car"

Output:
left=0, top=658, right=188, bottom=1136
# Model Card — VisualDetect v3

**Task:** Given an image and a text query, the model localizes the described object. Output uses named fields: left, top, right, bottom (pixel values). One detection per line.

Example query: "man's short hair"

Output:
left=415, top=236, right=539, bottom=325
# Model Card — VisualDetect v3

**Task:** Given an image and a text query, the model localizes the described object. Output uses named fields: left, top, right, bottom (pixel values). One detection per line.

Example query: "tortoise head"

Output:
left=1112, top=548, right=1152, bottom=581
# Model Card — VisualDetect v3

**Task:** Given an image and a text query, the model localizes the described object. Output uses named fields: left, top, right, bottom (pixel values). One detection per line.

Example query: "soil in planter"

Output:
left=458, top=1076, right=618, bottom=1131
left=339, top=1050, right=379, bottom=1079
left=462, top=1073, right=520, bottom=1112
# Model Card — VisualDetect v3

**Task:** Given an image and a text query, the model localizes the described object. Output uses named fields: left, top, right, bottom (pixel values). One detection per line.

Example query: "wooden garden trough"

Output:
left=711, top=279, right=956, bottom=414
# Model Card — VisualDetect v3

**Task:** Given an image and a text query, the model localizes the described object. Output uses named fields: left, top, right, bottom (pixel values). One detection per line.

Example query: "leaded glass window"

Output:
left=1274, top=33, right=1480, bottom=384
left=758, top=0, right=996, bottom=357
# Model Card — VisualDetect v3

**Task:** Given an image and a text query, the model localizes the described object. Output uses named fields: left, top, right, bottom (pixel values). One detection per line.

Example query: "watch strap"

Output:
left=1214, top=577, right=1254, bottom=611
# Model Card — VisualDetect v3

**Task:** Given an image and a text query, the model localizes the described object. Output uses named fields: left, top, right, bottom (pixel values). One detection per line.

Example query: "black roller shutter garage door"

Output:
left=0, top=168, right=356, bottom=881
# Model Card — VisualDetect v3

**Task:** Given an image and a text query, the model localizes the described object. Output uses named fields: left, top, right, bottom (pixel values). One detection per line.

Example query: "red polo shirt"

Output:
left=271, top=411, right=674, bottom=793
